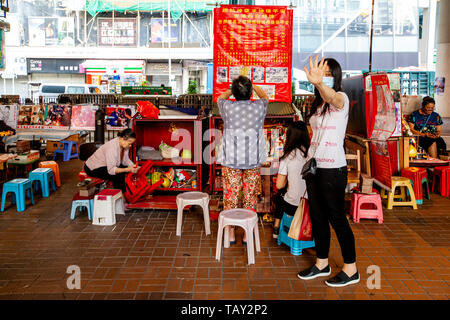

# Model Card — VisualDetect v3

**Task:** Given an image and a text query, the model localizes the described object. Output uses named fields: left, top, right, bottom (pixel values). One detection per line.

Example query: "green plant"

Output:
left=187, top=80, right=199, bottom=94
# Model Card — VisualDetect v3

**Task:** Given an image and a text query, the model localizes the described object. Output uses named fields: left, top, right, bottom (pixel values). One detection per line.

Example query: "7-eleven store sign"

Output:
left=82, top=60, right=145, bottom=75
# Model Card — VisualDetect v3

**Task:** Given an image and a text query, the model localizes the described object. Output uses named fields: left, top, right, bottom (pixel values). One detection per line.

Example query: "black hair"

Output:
left=124, top=108, right=132, bottom=116
left=118, top=128, right=136, bottom=140
left=280, top=121, right=310, bottom=160
left=309, top=58, right=343, bottom=117
left=421, top=96, right=435, bottom=108
left=231, top=75, right=252, bottom=101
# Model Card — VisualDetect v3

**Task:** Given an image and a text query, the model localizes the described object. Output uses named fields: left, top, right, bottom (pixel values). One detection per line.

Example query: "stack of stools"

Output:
left=92, top=189, right=125, bottom=226
left=1, top=178, right=35, bottom=212
left=39, top=161, right=61, bottom=187
left=350, top=190, right=383, bottom=224
left=215, top=209, right=261, bottom=265
left=401, top=167, right=430, bottom=205
left=431, top=166, right=450, bottom=197
left=381, top=177, right=417, bottom=210
left=28, top=168, right=56, bottom=198
left=53, top=140, right=79, bottom=162
left=277, top=213, right=316, bottom=255
left=71, top=192, right=95, bottom=220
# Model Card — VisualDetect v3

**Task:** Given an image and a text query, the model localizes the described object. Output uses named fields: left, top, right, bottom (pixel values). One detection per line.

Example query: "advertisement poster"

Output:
left=106, top=105, right=135, bottom=130
left=45, top=104, right=71, bottom=129
left=28, top=17, right=74, bottom=47
left=213, top=5, right=293, bottom=102
left=0, top=105, right=19, bottom=129
left=98, top=18, right=137, bottom=47
left=70, top=105, right=96, bottom=131
left=150, top=18, right=181, bottom=43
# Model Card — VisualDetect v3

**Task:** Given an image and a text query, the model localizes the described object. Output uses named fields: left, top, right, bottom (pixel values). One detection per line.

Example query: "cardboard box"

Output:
left=16, top=140, right=31, bottom=154
left=360, top=173, right=374, bottom=194
left=79, top=187, right=96, bottom=197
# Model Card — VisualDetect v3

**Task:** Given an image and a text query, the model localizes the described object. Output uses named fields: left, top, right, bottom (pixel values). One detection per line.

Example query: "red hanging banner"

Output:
left=213, top=5, right=293, bottom=103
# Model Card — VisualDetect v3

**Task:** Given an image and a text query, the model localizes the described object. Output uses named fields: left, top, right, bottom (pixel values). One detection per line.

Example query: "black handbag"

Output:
left=301, top=157, right=317, bottom=180
left=301, top=114, right=324, bottom=180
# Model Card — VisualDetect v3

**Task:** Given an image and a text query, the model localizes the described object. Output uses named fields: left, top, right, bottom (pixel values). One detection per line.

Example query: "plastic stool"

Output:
left=401, top=167, right=429, bottom=204
left=92, top=189, right=125, bottom=226
left=351, top=193, right=383, bottom=223
left=381, top=177, right=417, bottom=210
left=431, top=166, right=450, bottom=197
left=277, top=213, right=315, bottom=255
left=39, top=161, right=61, bottom=187
left=71, top=192, right=95, bottom=220
left=28, top=168, right=56, bottom=198
left=215, top=209, right=260, bottom=265
left=53, top=140, right=79, bottom=161
left=1, top=178, right=35, bottom=212
left=176, top=191, right=211, bottom=236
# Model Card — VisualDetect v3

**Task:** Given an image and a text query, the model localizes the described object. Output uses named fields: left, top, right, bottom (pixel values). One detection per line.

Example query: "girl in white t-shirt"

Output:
left=296, top=56, right=358, bottom=288
left=273, top=121, right=310, bottom=239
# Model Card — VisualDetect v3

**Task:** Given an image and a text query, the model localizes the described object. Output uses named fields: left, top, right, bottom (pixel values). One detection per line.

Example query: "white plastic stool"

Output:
left=176, top=191, right=211, bottom=236
left=215, top=209, right=261, bottom=265
left=92, top=189, right=125, bottom=226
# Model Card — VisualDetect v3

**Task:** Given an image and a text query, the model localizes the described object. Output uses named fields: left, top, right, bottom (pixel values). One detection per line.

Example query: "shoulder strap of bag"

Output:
left=419, top=113, right=432, bottom=132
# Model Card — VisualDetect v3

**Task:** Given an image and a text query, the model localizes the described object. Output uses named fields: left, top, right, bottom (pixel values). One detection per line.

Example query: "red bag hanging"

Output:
left=136, top=101, right=159, bottom=119
left=298, top=198, right=313, bottom=241
left=288, top=197, right=313, bottom=241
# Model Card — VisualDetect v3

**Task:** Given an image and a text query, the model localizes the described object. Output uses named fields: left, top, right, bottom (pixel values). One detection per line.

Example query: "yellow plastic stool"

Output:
left=383, top=177, right=417, bottom=210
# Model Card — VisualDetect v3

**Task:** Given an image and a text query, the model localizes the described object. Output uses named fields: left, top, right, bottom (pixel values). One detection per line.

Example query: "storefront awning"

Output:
left=85, top=0, right=228, bottom=21
left=81, top=59, right=145, bottom=75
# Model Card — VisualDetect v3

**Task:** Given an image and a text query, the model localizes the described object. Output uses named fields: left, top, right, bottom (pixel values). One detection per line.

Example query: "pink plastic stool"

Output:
left=351, top=192, right=383, bottom=224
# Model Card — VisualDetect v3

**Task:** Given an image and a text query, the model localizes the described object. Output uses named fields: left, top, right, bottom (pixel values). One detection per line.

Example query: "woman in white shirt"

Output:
left=273, top=121, right=309, bottom=239
left=297, top=56, right=358, bottom=288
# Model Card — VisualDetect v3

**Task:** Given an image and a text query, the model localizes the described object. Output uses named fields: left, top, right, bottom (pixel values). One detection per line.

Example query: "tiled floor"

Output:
left=0, top=159, right=448, bottom=300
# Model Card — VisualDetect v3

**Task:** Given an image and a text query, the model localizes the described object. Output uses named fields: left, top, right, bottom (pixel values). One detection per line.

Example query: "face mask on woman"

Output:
left=322, top=76, right=335, bottom=88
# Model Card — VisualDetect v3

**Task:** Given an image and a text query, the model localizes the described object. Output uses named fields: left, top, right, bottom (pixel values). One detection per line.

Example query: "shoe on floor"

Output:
left=325, top=271, right=360, bottom=287
left=273, top=227, right=279, bottom=239
left=297, top=265, right=331, bottom=280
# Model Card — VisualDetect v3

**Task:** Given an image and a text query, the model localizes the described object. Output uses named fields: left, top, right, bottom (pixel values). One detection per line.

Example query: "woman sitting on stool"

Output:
left=407, top=96, right=446, bottom=158
left=84, top=129, right=138, bottom=196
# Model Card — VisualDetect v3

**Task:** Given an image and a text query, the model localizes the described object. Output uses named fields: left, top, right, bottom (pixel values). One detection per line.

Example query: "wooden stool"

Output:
left=381, top=177, right=417, bottom=210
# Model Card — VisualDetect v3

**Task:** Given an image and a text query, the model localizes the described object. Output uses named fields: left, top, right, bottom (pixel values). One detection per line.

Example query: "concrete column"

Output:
left=435, top=0, right=450, bottom=117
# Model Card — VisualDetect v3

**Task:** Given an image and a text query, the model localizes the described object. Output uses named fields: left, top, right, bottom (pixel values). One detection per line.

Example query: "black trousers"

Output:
left=84, top=164, right=127, bottom=193
left=306, top=166, right=356, bottom=264
left=274, top=191, right=298, bottom=220
left=418, top=136, right=447, bottom=154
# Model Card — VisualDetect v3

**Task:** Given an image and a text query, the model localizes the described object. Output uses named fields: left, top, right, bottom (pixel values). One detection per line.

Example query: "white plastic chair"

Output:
left=215, top=208, right=261, bottom=265
left=176, top=191, right=211, bottom=236
left=92, top=189, right=125, bottom=226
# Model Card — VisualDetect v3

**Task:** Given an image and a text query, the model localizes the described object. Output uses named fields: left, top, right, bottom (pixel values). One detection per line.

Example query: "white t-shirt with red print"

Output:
left=307, top=92, right=349, bottom=169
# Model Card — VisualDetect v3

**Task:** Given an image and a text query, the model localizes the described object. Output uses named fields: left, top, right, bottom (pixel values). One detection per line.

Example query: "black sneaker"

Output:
left=325, top=271, right=360, bottom=287
left=297, top=265, right=331, bottom=280
left=273, top=227, right=279, bottom=239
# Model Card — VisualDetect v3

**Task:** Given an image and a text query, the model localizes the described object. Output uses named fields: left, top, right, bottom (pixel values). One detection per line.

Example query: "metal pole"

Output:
left=168, top=0, right=172, bottom=88
left=369, top=0, right=375, bottom=72
left=320, top=0, right=324, bottom=57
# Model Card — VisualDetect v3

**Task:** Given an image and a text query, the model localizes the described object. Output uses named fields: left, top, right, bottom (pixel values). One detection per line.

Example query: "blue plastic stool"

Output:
left=277, top=213, right=315, bottom=256
left=29, top=168, right=56, bottom=198
left=53, top=140, right=79, bottom=161
left=71, top=193, right=94, bottom=220
left=1, top=178, right=35, bottom=212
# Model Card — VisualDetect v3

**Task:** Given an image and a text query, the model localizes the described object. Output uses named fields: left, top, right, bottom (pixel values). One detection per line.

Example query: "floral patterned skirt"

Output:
left=222, top=166, right=261, bottom=212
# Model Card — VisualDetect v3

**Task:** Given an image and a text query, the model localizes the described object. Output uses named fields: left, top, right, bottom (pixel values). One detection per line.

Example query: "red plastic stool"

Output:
left=401, top=167, right=429, bottom=204
left=351, top=192, right=383, bottom=224
left=431, top=166, right=450, bottom=197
